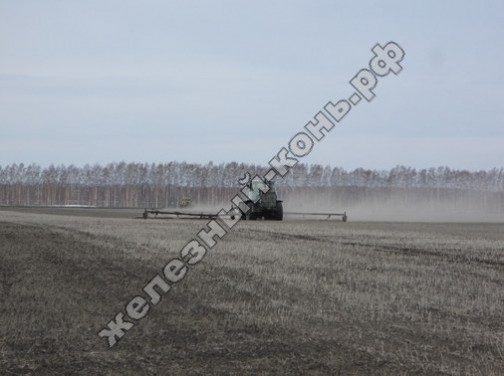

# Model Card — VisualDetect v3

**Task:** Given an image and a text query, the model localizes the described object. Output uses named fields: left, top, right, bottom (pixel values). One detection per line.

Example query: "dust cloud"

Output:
left=282, top=188, right=504, bottom=222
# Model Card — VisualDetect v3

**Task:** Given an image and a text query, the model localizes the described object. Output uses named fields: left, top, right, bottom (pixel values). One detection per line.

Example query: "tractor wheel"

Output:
left=242, top=202, right=253, bottom=220
left=246, top=210, right=258, bottom=220
left=274, top=202, right=283, bottom=220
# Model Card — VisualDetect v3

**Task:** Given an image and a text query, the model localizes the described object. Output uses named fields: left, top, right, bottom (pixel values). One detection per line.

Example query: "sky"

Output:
left=0, top=0, right=503, bottom=170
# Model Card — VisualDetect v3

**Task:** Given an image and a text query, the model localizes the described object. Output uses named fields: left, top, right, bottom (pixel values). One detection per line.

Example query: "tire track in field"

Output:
left=341, top=241, right=504, bottom=269
left=245, top=227, right=504, bottom=269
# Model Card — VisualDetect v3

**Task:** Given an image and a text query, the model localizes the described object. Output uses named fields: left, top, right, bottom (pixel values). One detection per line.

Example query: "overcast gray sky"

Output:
left=1, top=0, right=502, bottom=170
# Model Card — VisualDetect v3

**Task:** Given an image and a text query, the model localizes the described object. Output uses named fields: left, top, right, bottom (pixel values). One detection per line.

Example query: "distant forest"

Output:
left=0, top=162, right=503, bottom=208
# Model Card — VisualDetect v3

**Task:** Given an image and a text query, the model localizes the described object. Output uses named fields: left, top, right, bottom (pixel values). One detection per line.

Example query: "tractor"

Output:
left=240, top=179, right=283, bottom=220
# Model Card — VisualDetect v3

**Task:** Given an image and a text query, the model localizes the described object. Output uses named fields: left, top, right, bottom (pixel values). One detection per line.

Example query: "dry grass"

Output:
left=0, top=208, right=503, bottom=375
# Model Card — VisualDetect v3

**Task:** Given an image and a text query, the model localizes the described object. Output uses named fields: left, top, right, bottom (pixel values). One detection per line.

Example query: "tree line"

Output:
left=0, top=162, right=502, bottom=207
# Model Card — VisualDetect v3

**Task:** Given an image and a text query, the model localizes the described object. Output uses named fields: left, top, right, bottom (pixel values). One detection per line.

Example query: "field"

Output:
left=0, top=208, right=503, bottom=375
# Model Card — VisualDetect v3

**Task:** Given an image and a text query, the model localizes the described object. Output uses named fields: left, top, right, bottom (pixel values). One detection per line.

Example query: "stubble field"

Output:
left=0, top=207, right=503, bottom=375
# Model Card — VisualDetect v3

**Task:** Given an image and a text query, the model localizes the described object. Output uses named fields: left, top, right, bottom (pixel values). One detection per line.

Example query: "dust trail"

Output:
left=281, top=188, right=504, bottom=222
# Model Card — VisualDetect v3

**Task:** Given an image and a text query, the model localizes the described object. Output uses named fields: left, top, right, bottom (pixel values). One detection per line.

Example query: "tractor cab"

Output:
left=242, top=178, right=283, bottom=220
